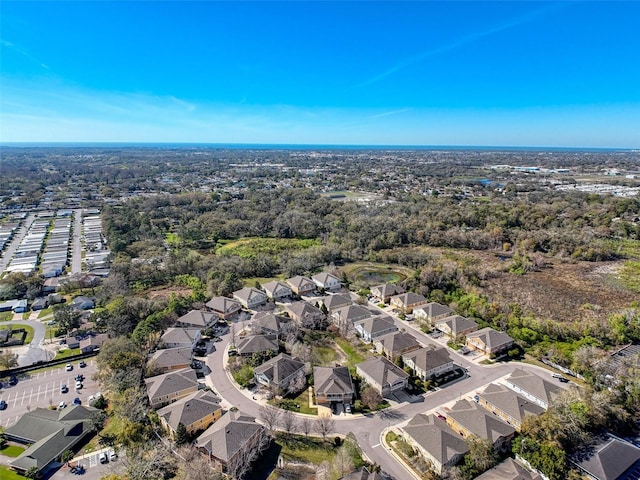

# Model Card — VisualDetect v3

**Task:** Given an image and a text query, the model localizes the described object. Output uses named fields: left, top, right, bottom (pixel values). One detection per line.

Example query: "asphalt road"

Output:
left=0, top=359, right=100, bottom=427
left=71, top=209, right=83, bottom=274
left=3, top=319, right=51, bottom=366
left=205, top=308, right=567, bottom=480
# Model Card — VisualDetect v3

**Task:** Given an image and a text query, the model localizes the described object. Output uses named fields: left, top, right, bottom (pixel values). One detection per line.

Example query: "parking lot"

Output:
left=0, top=359, right=99, bottom=427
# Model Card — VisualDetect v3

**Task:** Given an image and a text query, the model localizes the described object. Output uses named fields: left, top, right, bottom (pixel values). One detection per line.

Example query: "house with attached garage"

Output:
left=356, top=356, right=409, bottom=398
left=79, top=333, right=109, bottom=354
left=148, top=346, right=193, bottom=373
left=235, top=335, right=279, bottom=358
left=413, top=302, right=453, bottom=325
left=445, top=399, right=516, bottom=452
left=254, top=353, right=305, bottom=393
left=474, top=458, right=543, bottom=480
left=354, top=315, right=398, bottom=343
left=319, top=293, right=353, bottom=312
left=434, top=315, right=478, bottom=339
left=373, top=331, right=421, bottom=360
left=465, top=327, right=515, bottom=356
left=161, top=327, right=202, bottom=349
left=370, top=283, right=405, bottom=304
left=285, top=275, right=316, bottom=296
left=402, top=413, right=470, bottom=475
left=475, top=383, right=544, bottom=430
left=157, top=390, right=223, bottom=438
left=261, top=280, right=292, bottom=301
left=205, top=297, right=242, bottom=320
left=313, top=366, right=354, bottom=406
left=402, top=345, right=455, bottom=381
left=250, top=311, right=289, bottom=337
left=232, top=287, right=268, bottom=310
left=312, top=272, right=341, bottom=291
left=176, top=309, right=218, bottom=328
left=331, top=304, right=372, bottom=329
left=283, top=301, right=325, bottom=326
left=503, top=368, right=563, bottom=410
left=389, top=292, right=428, bottom=314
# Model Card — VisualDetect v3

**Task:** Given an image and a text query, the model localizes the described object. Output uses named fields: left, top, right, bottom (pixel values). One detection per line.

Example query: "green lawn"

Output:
left=53, top=348, right=81, bottom=360
left=3, top=324, right=35, bottom=344
left=311, top=345, right=338, bottom=366
left=272, top=388, right=318, bottom=416
left=0, top=445, right=25, bottom=458
left=0, top=311, right=12, bottom=322
left=276, top=433, right=336, bottom=465
left=620, top=261, right=640, bottom=293
left=37, top=307, right=54, bottom=318
left=0, top=466, right=26, bottom=480
left=216, top=237, right=320, bottom=259
left=334, top=337, right=367, bottom=367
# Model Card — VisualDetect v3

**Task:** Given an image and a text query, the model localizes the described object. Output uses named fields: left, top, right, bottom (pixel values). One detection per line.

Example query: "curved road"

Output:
left=206, top=317, right=557, bottom=480
left=3, top=319, right=51, bottom=366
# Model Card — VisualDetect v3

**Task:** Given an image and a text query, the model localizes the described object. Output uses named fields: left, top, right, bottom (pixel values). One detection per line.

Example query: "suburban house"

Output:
left=475, top=458, right=543, bottom=480
left=71, top=295, right=94, bottom=310
left=233, top=287, right=268, bottom=310
left=42, top=277, right=61, bottom=293
left=205, top=297, right=242, bottom=319
left=157, top=390, right=223, bottom=438
left=235, top=335, right=279, bottom=358
left=444, top=399, right=516, bottom=451
left=250, top=312, right=289, bottom=337
left=176, top=309, right=217, bottom=328
left=434, top=315, right=478, bottom=339
left=79, top=333, right=109, bottom=354
left=319, top=293, right=353, bottom=312
left=148, top=347, right=193, bottom=373
left=465, top=327, right=515, bottom=356
left=331, top=304, right=372, bottom=327
left=356, top=356, right=409, bottom=398
left=402, top=346, right=455, bottom=381
left=161, top=327, right=202, bottom=349
left=373, top=331, right=421, bottom=360
left=283, top=301, right=325, bottom=325
left=5, top=405, right=98, bottom=476
left=254, top=353, right=305, bottom=393
left=285, top=275, right=316, bottom=296
left=370, top=283, right=405, bottom=303
left=311, top=272, right=341, bottom=291
left=413, top=302, right=453, bottom=325
left=573, top=436, right=640, bottom=480
left=313, top=366, right=355, bottom=406
left=31, top=297, right=49, bottom=311
left=504, top=368, right=563, bottom=410
left=476, top=383, right=544, bottom=430
left=354, top=316, right=398, bottom=343
left=145, top=368, right=200, bottom=409
left=389, top=292, right=428, bottom=314
left=262, top=280, right=292, bottom=301
left=196, top=411, right=269, bottom=475
left=402, top=413, right=470, bottom=475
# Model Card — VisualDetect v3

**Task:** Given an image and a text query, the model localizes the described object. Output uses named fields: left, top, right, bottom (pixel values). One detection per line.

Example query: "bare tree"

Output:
left=176, top=447, right=224, bottom=480
left=300, top=416, right=312, bottom=436
left=316, top=461, right=331, bottom=480
left=361, top=386, right=383, bottom=410
left=331, top=445, right=355, bottom=478
left=124, top=442, right=177, bottom=480
left=258, top=405, right=280, bottom=433
left=286, top=370, right=307, bottom=396
left=227, top=428, right=271, bottom=480
left=314, top=413, right=335, bottom=442
left=280, top=409, right=297, bottom=434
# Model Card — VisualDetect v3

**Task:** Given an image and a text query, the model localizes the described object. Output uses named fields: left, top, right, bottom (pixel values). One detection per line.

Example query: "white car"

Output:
left=59, top=401, right=66, bottom=409
left=109, top=450, right=118, bottom=461
left=75, top=381, right=83, bottom=390
left=65, top=363, right=73, bottom=371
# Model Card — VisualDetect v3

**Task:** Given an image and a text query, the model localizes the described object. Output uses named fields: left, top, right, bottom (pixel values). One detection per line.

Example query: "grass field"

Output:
left=340, top=262, right=412, bottom=288
left=276, top=433, right=337, bottom=465
left=0, top=311, right=13, bottom=322
left=37, top=307, right=54, bottom=318
left=217, top=237, right=320, bottom=258
left=0, top=466, right=26, bottom=479
left=0, top=445, right=25, bottom=457
left=53, top=348, right=81, bottom=360
left=620, top=261, right=640, bottom=293
left=311, top=345, right=339, bottom=366
left=334, top=337, right=368, bottom=367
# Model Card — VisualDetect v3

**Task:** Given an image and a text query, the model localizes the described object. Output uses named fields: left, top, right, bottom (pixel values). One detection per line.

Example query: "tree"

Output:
left=314, top=414, right=335, bottom=442
left=226, top=428, right=271, bottom=480
left=361, top=386, right=383, bottom=410
left=61, top=449, right=75, bottom=466
left=123, top=443, right=177, bottom=480
left=258, top=405, right=280, bottom=433
left=280, top=409, right=297, bottom=434
left=0, top=351, right=18, bottom=370
left=175, top=423, right=189, bottom=446
left=175, top=447, right=224, bottom=480
left=300, top=416, right=312, bottom=436
left=24, top=466, right=39, bottom=479
left=331, top=444, right=354, bottom=478
left=53, top=304, right=81, bottom=334
left=459, top=438, right=498, bottom=478
left=286, top=370, right=307, bottom=396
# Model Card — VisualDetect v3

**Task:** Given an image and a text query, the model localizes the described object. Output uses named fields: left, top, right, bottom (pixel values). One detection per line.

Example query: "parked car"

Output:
left=79, top=360, right=87, bottom=368
left=99, top=452, right=108, bottom=464
left=65, top=363, right=73, bottom=371
left=73, top=397, right=82, bottom=405
left=0, top=400, right=7, bottom=410
left=344, top=403, right=352, bottom=414
left=61, top=384, right=68, bottom=393
left=9, top=375, right=18, bottom=386
left=109, top=450, right=118, bottom=461
left=59, top=401, right=66, bottom=409
left=75, top=381, right=83, bottom=390
left=75, top=374, right=84, bottom=382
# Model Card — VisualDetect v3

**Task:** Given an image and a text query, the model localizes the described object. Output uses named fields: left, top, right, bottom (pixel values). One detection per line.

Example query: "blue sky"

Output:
left=1, top=1, right=639, bottom=147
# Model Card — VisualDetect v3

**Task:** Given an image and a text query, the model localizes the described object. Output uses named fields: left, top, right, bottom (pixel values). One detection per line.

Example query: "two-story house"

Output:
left=445, top=399, right=515, bottom=452
left=370, top=284, right=405, bottom=304
left=313, top=366, right=354, bottom=406
left=356, top=356, right=409, bottom=398
left=205, top=297, right=242, bottom=319
left=312, top=272, right=341, bottom=291
left=354, top=316, right=398, bottom=343
left=262, top=280, right=293, bottom=301
left=402, top=346, right=455, bottom=381
left=233, top=287, right=268, bottom=310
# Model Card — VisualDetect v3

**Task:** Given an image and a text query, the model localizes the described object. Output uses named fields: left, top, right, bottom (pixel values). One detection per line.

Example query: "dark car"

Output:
left=73, top=397, right=82, bottom=405
left=79, top=360, right=87, bottom=368
left=0, top=400, right=7, bottom=410
left=75, top=374, right=84, bottom=382
left=9, top=375, right=18, bottom=386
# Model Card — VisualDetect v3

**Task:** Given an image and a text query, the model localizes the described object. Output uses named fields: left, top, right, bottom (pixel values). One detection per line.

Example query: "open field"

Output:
left=216, top=237, right=320, bottom=258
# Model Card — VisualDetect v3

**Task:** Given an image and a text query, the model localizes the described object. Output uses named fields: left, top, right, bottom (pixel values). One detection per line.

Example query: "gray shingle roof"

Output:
left=415, top=302, right=453, bottom=319
left=286, top=275, right=315, bottom=292
left=474, top=458, right=543, bottom=480
left=357, top=316, right=398, bottom=336
left=320, top=293, right=353, bottom=311
left=478, top=383, right=544, bottom=426
left=371, top=284, right=405, bottom=299
left=402, top=346, right=452, bottom=371
left=145, top=368, right=199, bottom=401
left=161, top=327, right=201, bottom=345
left=149, top=346, right=192, bottom=370
left=205, top=297, right=241, bottom=315
left=375, top=331, right=420, bottom=356
left=436, top=315, right=478, bottom=336
left=391, top=292, right=427, bottom=307
left=403, top=413, right=469, bottom=466
left=176, top=309, right=217, bottom=327
left=236, top=335, right=278, bottom=355
left=157, top=390, right=221, bottom=431
left=447, top=399, right=515, bottom=443
left=196, top=411, right=265, bottom=463
left=285, top=301, right=323, bottom=321
left=254, top=353, right=305, bottom=385
left=251, top=312, right=289, bottom=334
left=467, top=327, right=514, bottom=351
left=233, top=287, right=267, bottom=305
left=333, top=304, right=372, bottom=323
left=506, top=368, right=563, bottom=407
left=313, top=366, right=354, bottom=396
left=356, top=356, right=409, bottom=390
left=575, top=437, right=640, bottom=480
